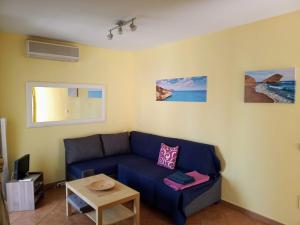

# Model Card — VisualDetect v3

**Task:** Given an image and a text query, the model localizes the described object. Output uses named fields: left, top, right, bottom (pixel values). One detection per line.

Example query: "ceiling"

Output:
left=0, top=0, right=300, bottom=50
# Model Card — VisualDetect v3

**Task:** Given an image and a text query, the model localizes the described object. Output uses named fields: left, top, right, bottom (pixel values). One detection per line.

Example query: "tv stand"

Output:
left=6, top=172, right=44, bottom=212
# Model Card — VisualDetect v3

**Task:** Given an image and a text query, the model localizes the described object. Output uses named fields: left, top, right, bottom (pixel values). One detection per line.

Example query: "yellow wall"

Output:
left=1, top=10, right=300, bottom=225
left=132, top=11, right=300, bottom=225
left=0, top=32, right=135, bottom=184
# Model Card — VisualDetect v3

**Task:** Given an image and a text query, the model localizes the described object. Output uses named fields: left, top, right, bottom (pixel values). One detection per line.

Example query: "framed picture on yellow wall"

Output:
left=244, top=68, right=295, bottom=103
left=156, top=76, right=207, bottom=102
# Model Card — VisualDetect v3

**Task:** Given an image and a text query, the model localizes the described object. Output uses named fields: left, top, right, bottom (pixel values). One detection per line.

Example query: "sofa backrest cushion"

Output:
left=64, top=135, right=103, bottom=164
left=130, top=131, right=221, bottom=177
left=130, top=131, right=162, bottom=161
left=101, top=132, right=131, bottom=156
left=175, top=139, right=220, bottom=177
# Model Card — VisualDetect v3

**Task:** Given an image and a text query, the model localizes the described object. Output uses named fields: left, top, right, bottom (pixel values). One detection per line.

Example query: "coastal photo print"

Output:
left=156, top=76, right=207, bottom=102
left=244, top=68, right=295, bottom=103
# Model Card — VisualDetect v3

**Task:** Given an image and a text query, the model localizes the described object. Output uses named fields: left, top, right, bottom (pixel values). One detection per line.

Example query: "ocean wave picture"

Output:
left=244, top=68, right=295, bottom=103
left=156, top=76, right=207, bottom=102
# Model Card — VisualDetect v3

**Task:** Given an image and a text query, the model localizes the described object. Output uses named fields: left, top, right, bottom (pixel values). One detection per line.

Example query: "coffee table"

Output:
left=65, top=174, right=140, bottom=225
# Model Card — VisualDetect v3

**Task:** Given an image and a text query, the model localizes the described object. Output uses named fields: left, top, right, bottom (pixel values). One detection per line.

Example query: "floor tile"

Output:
left=9, top=188, right=269, bottom=225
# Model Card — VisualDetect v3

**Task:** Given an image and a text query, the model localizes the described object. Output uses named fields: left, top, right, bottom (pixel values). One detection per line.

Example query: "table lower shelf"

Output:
left=85, top=205, right=135, bottom=225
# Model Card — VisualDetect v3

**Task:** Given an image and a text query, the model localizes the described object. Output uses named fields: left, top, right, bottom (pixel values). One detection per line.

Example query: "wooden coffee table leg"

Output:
left=96, top=208, right=103, bottom=225
left=65, top=187, right=72, bottom=217
left=133, top=195, right=140, bottom=225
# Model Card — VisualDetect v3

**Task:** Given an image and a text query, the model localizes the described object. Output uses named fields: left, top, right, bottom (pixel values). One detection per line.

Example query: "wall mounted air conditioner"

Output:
left=26, top=40, right=79, bottom=62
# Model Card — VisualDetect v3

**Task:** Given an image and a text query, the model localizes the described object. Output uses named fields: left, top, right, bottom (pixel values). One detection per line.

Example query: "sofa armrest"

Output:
left=183, top=176, right=221, bottom=217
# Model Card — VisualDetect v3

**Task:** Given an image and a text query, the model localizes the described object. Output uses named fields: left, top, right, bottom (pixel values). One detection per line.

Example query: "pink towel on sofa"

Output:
left=163, top=171, right=209, bottom=191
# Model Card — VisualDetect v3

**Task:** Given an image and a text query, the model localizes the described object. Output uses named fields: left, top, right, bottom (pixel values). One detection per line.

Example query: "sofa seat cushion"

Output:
left=119, top=156, right=177, bottom=181
left=67, top=154, right=144, bottom=179
left=118, top=157, right=178, bottom=205
left=118, top=157, right=218, bottom=225
left=118, top=159, right=187, bottom=225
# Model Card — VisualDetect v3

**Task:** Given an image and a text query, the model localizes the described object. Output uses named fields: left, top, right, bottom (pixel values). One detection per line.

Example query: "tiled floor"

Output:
left=9, top=187, right=268, bottom=225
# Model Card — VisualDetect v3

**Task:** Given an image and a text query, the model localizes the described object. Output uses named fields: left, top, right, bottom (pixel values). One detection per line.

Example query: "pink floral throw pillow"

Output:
left=157, top=143, right=179, bottom=170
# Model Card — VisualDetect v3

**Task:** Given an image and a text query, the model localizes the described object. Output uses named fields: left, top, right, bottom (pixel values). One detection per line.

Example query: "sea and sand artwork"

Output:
left=244, top=68, right=295, bottom=103
left=156, top=76, right=207, bottom=102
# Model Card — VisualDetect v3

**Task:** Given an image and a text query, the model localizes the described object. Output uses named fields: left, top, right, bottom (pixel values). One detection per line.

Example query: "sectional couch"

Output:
left=64, top=131, right=221, bottom=225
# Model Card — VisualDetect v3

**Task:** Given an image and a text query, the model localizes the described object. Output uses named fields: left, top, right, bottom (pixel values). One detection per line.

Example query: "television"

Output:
left=13, top=154, right=30, bottom=180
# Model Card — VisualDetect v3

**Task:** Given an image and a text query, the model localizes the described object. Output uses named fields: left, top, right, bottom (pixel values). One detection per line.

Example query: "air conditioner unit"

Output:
left=26, top=40, right=79, bottom=62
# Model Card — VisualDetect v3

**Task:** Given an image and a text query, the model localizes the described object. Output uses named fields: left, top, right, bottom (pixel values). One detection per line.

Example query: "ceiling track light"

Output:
left=107, top=30, right=113, bottom=40
left=118, top=26, right=123, bottom=35
left=130, top=21, right=137, bottom=32
left=107, top=17, right=137, bottom=40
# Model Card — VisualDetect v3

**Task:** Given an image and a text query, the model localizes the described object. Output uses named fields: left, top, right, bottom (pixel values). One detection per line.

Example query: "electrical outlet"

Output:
left=56, top=181, right=65, bottom=188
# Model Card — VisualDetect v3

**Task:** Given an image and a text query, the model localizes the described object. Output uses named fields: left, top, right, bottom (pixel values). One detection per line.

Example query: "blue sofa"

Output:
left=64, top=131, right=221, bottom=225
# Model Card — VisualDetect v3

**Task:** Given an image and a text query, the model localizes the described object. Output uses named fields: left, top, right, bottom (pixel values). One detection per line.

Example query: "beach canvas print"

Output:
left=244, top=68, right=295, bottom=103
left=156, top=76, right=207, bottom=102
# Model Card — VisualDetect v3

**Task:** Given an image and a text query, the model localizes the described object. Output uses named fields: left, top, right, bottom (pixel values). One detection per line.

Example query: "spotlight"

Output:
left=118, top=26, right=123, bottom=35
left=130, top=22, right=137, bottom=32
left=107, top=30, right=113, bottom=40
left=106, top=17, right=136, bottom=39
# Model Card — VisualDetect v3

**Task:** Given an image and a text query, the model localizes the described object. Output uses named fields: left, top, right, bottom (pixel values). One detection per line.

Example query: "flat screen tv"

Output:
left=13, top=154, right=30, bottom=180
